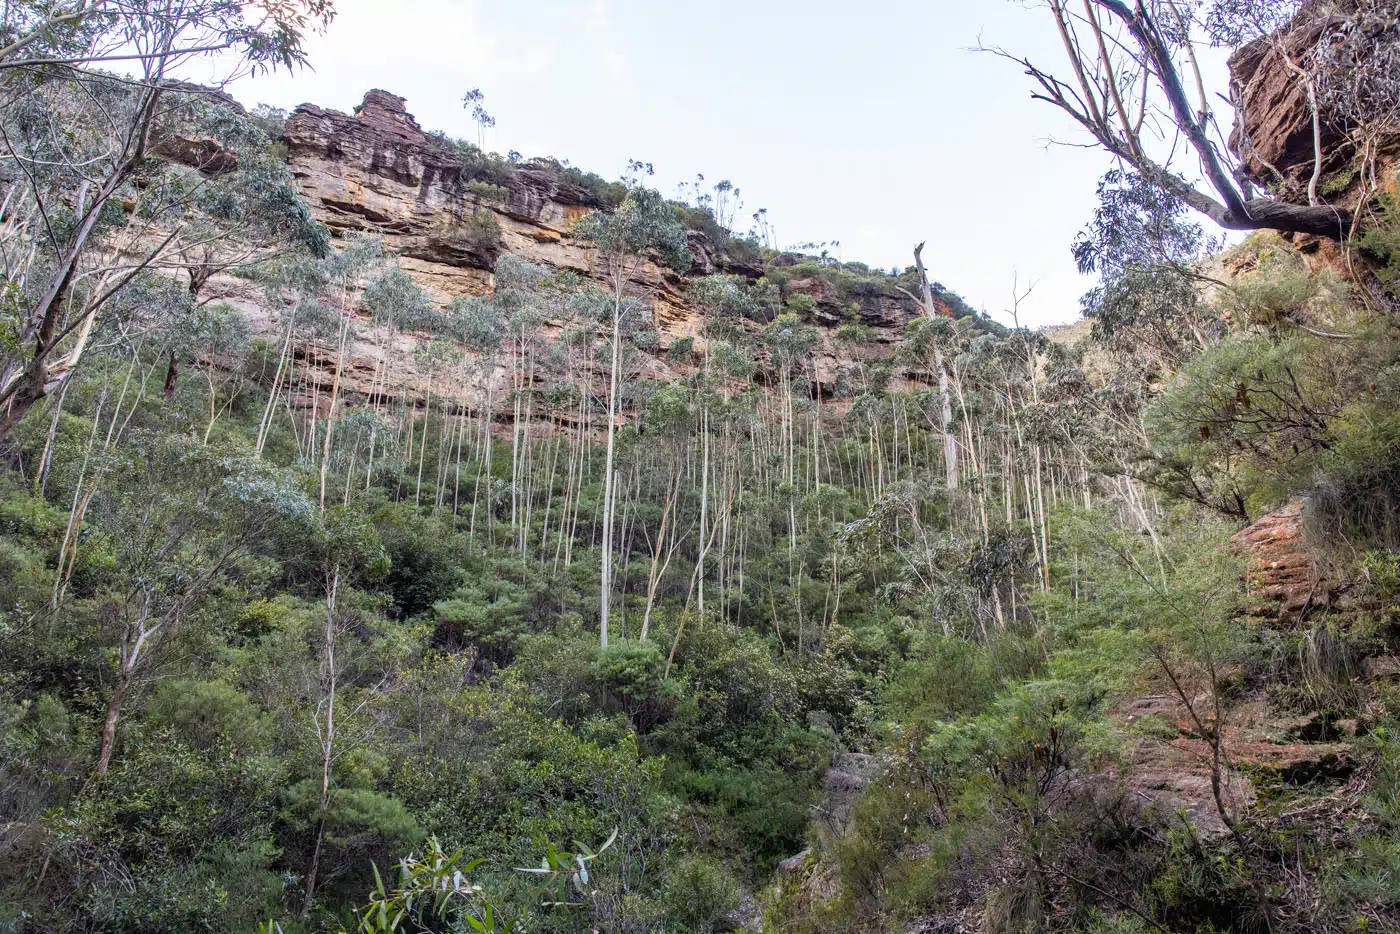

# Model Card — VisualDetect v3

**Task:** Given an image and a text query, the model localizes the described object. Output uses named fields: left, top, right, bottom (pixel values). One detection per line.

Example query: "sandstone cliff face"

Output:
left=1231, top=501, right=1332, bottom=625
left=204, top=90, right=925, bottom=414
left=1228, top=16, right=1353, bottom=204
left=1226, top=9, right=1400, bottom=312
left=1228, top=9, right=1399, bottom=277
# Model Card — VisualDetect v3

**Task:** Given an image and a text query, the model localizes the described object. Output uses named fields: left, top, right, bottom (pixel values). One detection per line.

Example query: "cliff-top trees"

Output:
left=462, top=87, right=496, bottom=149
left=574, top=185, right=689, bottom=647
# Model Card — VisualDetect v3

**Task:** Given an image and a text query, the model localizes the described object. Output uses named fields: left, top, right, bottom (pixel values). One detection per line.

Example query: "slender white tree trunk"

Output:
left=600, top=305, right=622, bottom=648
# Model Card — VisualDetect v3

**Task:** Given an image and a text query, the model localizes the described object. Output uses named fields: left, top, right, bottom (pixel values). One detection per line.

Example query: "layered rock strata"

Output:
left=202, top=90, right=928, bottom=416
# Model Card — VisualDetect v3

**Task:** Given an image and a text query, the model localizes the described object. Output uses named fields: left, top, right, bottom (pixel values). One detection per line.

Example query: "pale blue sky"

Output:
left=212, top=0, right=1233, bottom=327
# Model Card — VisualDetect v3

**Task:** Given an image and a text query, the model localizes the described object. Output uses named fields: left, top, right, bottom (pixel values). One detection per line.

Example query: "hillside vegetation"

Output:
left=3, top=2, right=1400, bottom=933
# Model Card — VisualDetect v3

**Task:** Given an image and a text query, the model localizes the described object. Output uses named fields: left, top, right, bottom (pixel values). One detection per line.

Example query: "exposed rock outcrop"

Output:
left=1231, top=500, right=1334, bottom=625
left=1117, top=694, right=1354, bottom=839
left=1228, top=7, right=1399, bottom=288
left=1228, top=16, right=1353, bottom=204
left=814, top=752, right=883, bottom=838
left=200, top=89, right=928, bottom=417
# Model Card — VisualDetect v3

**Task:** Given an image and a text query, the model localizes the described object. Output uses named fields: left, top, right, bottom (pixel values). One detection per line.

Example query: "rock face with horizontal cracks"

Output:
left=205, top=90, right=925, bottom=417
left=1231, top=500, right=1339, bottom=626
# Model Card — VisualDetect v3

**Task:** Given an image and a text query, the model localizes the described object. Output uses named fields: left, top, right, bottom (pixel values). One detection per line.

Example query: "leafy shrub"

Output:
left=147, top=679, right=272, bottom=751
left=882, top=635, right=1001, bottom=721
left=666, top=335, right=695, bottom=364
left=460, top=209, right=503, bottom=257
left=375, top=505, right=466, bottom=618
left=0, top=480, right=66, bottom=540
left=468, top=179, right=509, bottom=204
left=590, top=641, right=682, bottom=733
left=387, top=681, right=670, bottom=872
left=660, top=855, right=741, bottom=932
left=0, top=537, right=47, bottom=611
left=524, top=157, right=626, bottom=207
left=67, top=731, right=283, bottom=854
left=724, top=235, right=763, bottom=267
left=280, top=780, right=424, bottom=906
left=1357, top=191, right=1400, bottom=286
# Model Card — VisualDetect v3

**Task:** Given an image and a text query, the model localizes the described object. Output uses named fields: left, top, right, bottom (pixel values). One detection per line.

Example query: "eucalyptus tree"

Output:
left=685, top=275, right=757, bottom=618
left=430, top=297, right=480, bottom=515
left=0, top=1, right=333, bottom=72
left=553, top=319, right=600, bottom=569
left=762, top=312, right=818, bottom=639
left=1006, top=292, right=1053, bottom=592
left=763, top=312, right=818, bottom=493
left=279, top=502, right=397, bottom=917
left=0, top=1, right=332, bottom=442
left=153, top=126, right=331, bottom=403
left=90, top=440, right=313, bottom=779
left=313, top=237, right=383, bottom=507
left=1074, top=170, right=1225, bottom=368
left=489, top=254, right=550, bottom=545
left=446, top=294, right=505, bottom=539
left=253, top=256, right=334, bottom=458
left=410, top=337, right=454, bottom=508
left=895, top=243, right=959, bottom=490
left=361, top=266, right=433, bottom=412
left=992, top=0, right=1350, bottom=239
left=360, top=266, right=433, bottom=483
left=186, top=302, right=252, bottom=444
left=573, top=186, right=689, bottom=647
left=637, top=382, right=694, bottom=640
left=705, top=337, right=758, bottom=617
left=461, top=87, right=496, bottom=149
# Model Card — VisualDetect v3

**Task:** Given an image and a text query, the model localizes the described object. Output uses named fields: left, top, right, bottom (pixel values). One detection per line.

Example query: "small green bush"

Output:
left=660, top=855, right=741, bottom=932
left=591, top=641, right=682, bottom=733
left=468, top=179, right=509, bottom=204
left=460, top=209, right=503, bottom=256
left=147, top=679, right=271, bottom=752
left=1358, top=191, right=1400, bottom=286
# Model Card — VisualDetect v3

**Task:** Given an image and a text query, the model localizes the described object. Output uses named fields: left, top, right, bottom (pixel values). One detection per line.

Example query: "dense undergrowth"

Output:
left=3, top=4, right=1400, bottom=930
left=3, top=205, right=1400, bottom=931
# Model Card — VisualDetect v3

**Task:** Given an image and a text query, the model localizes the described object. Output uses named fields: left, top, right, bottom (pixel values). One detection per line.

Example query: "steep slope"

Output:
left=204, top=90, right=955, bottom=415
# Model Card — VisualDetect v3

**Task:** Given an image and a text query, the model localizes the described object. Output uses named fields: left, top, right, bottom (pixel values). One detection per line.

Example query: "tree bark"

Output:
left=94, top=672, right=130, bottom=780
left=915, top=244, right=959, bottom=489
left=162, top=352, right=180, bottom=404
left=600, top=304, right=623, bottom=647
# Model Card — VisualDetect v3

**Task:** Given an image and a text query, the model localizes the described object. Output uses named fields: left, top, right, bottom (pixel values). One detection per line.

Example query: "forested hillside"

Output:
left=3, top=2, right=1400, bottom=933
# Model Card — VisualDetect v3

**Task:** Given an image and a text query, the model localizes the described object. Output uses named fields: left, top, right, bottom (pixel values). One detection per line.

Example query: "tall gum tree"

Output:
left=573, top=185, right=689, bottom=647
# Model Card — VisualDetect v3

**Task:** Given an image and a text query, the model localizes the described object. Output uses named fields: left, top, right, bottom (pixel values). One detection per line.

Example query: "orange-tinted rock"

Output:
left=1231, top=500, right=1334, bottom=625
left=1115, top=694, right=1355, bottom=838
left=215, top=89, right=926, bottom=421
left=1228, top=16, right=1349, bottom=201
left=1227, top=9, right=1399, bottom=288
